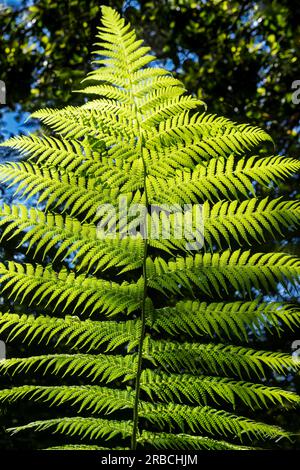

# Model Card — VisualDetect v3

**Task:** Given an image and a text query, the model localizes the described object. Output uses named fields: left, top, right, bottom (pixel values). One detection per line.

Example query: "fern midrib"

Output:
left=122, top=47, right=149, bottom=451
left=131, top=148, right=148, bottom=450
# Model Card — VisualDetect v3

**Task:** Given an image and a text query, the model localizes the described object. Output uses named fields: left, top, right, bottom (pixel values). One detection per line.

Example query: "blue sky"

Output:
left=0, top=105, right=38, bottom=145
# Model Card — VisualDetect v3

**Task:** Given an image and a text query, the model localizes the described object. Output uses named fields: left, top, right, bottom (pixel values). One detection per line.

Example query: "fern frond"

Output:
left=146, top=113, right=273, bottom=161
left=143, top=198, right=300, bottom=253
left=0, top=204, right=144, bottom=273
left=148, top=156, right=300, bottom=203
left=140, top=370, right=300, bottom=409
left=202, top=198, right=300, bottom=249
left=0, top=162, right=114, bottom=221
left=3, top=385, right=290, bottom=443
left=147, top=251, right=300, bottom=296
left=5, top=375, right=297, bottom=418
left=93, top=6, right=154, bottom=73
left=0, top=385, right=134, bottom=414
left=144, top=338, right=298, bottom=378
left=139, top=402, right=290, bottom=441
left=8, top=417, right=133, bottom=441
left=0, top=312, right=140, bottom=352
left=150, top=300, right=300, bottom=341
left=0, top=5, right=299, bottom=451
left=0, top=135, right=97, bottom=172
left=0, top=354, right=136, bottom=382
left=0, top=262, right=142, bottom=316
left=30, top=105, right=133, bottom=143
left=138, top=431, right=252, bottom=450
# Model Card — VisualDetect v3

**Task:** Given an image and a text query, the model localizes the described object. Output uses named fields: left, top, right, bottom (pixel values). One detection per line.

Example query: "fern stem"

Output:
left=131, top=132, right=149, bottom=451
left=131, top=240, right=148, bottom=450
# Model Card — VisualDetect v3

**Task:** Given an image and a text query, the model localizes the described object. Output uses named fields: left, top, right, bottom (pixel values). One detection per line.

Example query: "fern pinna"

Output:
left=0, top=6, right=300, bottom=451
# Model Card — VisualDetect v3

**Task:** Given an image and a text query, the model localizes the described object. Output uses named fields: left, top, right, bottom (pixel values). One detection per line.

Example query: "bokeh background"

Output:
left=0, top=0, right=300, bottom=449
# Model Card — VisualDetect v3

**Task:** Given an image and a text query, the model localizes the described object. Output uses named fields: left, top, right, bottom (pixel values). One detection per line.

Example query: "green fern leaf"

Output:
left=0, top=6, right=299, bottom=451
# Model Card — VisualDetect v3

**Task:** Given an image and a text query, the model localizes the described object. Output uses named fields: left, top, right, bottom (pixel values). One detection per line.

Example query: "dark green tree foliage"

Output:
left=0, top=6, right=300, bottom=450
left=1, top=0, right=299, bottom=157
